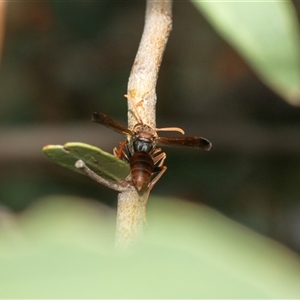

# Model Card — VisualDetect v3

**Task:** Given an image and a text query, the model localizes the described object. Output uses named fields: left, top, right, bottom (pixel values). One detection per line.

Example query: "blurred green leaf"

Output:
left=43, top=142, right=130, bottom=183
left=192, top=0, right=300, bottom=105
left=1, top=196, right=300, bottom=298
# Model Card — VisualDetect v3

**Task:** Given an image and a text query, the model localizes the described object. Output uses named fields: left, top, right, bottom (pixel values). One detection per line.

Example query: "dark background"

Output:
left=1, top=1, right=300, bottom=252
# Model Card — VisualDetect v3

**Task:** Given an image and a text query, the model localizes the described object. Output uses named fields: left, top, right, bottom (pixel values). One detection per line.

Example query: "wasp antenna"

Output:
left=124, top=94, right=143, bottom=124
left=155, top=127, right=185, bottom=135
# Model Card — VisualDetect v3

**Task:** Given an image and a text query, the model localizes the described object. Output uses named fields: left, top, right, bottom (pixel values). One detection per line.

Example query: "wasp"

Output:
left=92, top=103, right=211, bottom=193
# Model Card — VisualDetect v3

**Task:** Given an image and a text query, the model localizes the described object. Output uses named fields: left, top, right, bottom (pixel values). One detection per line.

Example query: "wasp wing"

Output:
left=92, top=112, right=133, bottom=136
left=156, top=136, right=212, bottom=151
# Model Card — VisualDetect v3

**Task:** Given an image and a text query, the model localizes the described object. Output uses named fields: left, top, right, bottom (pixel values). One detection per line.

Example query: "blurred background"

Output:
left=1, top=1, right=300, bottom=253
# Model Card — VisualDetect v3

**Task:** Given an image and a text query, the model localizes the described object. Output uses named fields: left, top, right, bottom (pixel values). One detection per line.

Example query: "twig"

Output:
left=115, top=0, right=173, bottom=250
left=75, top=160, right=132, bottom=193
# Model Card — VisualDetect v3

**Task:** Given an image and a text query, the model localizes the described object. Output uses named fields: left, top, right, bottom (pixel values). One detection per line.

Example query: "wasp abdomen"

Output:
left=130, top=151, right=154, bottom=191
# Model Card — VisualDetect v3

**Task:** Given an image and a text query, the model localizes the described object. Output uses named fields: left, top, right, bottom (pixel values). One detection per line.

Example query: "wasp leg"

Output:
left=113, top=140, right=127, bottom=160
left=148, top=166, right=167, bottom=191
left=147, top=149, right=167, bottom=190
left=152, top=150, right=166, bottom=167
left=75, top=159, right=133, bottom=192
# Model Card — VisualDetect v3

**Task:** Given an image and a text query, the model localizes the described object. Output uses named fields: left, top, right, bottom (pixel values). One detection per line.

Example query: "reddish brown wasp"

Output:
left=92, top=106, right=211, bottom=193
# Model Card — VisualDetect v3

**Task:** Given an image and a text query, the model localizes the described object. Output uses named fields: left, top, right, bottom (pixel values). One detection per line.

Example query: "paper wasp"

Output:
left=92, top=101, right=211, bottom=192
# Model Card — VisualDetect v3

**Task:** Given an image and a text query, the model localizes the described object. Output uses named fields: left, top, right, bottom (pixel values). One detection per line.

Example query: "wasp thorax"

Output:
left=133, top=138, right=153, bottom=152
left=131, top=124, right=157, bottom=153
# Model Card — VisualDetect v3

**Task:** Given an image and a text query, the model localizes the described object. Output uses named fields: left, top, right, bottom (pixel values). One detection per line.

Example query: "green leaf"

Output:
left=1, top=196, right=300, bottom=298
left=43, top=142, right=130, bottom=183
left=192, top=0, right=300, bottom=105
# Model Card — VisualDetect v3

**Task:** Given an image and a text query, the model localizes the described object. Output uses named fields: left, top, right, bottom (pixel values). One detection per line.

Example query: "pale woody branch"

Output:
left=115, top=0, right=173, bottom=250
left=127, top=1, right=173, bottom=129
